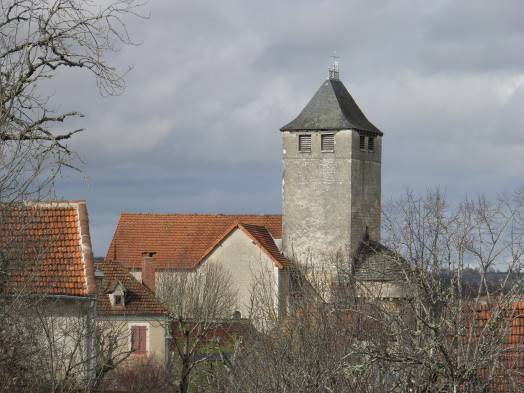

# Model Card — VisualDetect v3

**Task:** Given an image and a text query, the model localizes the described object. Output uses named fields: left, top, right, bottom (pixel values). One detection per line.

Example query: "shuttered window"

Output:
left=368, top=136, right=375, bottom=152
left=298, top=134, right=311, bottom=152
left=321, top=134, right=335, bottom=152
left=359, top=134, right=366, bottom=150
left=131, top=326, right=147, bottom=354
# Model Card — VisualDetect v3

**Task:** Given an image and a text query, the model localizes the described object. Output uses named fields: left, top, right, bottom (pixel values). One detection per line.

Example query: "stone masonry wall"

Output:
left=350, top=131, right=382, bottom=249
left=282, top=130, right=352, bottom=266
left=282, top=129, right=381, bottom=268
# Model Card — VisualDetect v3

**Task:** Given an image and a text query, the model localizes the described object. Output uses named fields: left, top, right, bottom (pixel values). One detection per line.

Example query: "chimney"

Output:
left=141, top=251, right=156, bottom=290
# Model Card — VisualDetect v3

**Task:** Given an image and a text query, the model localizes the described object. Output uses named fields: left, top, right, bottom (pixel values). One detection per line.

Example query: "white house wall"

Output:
left=203, top=228, right=279, bottom=323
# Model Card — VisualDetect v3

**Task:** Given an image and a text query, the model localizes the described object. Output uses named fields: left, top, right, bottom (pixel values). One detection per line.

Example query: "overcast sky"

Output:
left=51, top=0, right=524, bottom=256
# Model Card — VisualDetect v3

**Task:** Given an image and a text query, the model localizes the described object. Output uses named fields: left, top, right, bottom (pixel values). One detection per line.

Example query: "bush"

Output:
left=103, top=357, right=175, bottom=393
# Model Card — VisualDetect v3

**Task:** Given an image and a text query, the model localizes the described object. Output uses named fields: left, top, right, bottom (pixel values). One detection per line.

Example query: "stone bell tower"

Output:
left=280, top=62, right=383, bottom=268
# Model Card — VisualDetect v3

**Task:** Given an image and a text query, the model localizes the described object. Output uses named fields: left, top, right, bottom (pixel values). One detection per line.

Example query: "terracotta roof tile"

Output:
left=473, top=301, right=524, bottom=392
left=96, top=259, right=167, bottom=316
left=106, top=213, right=282, bottom=270
left=1, top=201, right=95, bottom=297
left=239, top=223, right=288, bottom=268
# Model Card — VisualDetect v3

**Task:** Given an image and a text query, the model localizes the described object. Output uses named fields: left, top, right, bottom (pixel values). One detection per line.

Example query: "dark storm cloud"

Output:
left=49, top=0, right=524, bottom=254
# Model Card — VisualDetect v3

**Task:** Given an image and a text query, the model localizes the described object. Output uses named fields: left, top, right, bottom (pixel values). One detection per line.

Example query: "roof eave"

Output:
left=97, top=311, right=167, bottom=317
left=280, top=126, right=383, bottom=136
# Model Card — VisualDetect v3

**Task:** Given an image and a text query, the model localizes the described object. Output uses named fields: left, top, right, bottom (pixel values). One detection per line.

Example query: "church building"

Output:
left=105, top=62, right=402, bottom=322
left=281, top=62, right=382, bottom=268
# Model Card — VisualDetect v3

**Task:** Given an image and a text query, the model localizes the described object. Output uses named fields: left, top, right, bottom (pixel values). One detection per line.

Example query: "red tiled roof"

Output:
left=469, top=302, right=524, bottom=392
left=106, top=213, right=282, bottom=270
left=475, top=301, right=524, bottom=346
left=96, top=259, right=167, bottom=316
left=1, top=201, right=95, bottom=297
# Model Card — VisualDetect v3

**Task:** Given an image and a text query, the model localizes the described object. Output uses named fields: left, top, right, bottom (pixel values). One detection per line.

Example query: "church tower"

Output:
left=280, top=63, right=383, bottom=268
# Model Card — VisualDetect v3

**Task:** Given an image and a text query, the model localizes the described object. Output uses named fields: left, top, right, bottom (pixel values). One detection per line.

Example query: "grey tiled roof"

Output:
left=353, top=240, right=405, bottom=282
left=280, top=78, right=382, bottom=135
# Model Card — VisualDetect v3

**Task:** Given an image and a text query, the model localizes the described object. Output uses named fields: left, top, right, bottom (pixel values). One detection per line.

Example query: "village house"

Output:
left=1, top=201, right=98, bottom=384
left=106, top=214, right=288, bottom=320
left=95, top=258, right=169, bottom=366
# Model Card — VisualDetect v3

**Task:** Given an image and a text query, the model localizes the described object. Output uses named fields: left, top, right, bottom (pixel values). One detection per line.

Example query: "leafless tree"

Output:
left=196, top=255, right=384, bottom=393
left=0, top=288, right=134, bottom=393
left=201, top=189, right=524, bottom=393
left=156, top=263, right=238, bottom=393
left=350, top=188, right=524, bottom=392
left=0, top=211, right=135, bottom=392
left=0, top=0, right=142, bottom=391
left=0, top=0, right=142, bottom=202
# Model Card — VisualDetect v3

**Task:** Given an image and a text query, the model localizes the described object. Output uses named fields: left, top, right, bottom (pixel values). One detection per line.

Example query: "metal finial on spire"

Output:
left=329, top=51, right=339, bottom=80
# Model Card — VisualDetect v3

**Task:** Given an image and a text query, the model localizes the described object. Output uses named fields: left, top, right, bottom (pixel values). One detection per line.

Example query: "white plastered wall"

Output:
left=202, top=228, right=280, bottom=323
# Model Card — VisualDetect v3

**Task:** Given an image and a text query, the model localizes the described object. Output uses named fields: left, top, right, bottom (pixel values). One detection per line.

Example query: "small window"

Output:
left=321, top=134, right=335, bottom=152
left=110, top=290, right=125, bottom=307
left=131, top=326, right=147, bottom=354
left=368, top=136, right=375, bottom=152
left=298, top=134, right=311, bottom=152
left=359, top=134, right=366, bottom=150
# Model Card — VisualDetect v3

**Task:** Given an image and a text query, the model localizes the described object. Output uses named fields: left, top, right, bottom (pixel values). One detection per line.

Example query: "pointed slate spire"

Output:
left=280, top=78, right=382, bottom=135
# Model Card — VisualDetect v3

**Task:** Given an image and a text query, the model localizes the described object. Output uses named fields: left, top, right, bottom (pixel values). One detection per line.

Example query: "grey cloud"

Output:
left=46, top=0, right=524, bottom=254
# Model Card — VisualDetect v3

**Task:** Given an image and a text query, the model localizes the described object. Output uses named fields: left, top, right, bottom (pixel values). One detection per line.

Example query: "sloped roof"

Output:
left=352, top=240, right=404, bottom=282
left=241, top=223, right=288, bottom=268
left=201, top=223, right=288, bottom=269
left=280, top=78, right=382, bottom=135
left=106, top=213, right=282, bottom=270
left=1, top=201, right=96, bottom=297
left=96, top=259, right=167, bottom=316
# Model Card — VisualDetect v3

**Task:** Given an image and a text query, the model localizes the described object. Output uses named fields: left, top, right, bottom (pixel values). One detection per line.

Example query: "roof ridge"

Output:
left=238, top=222, right=268, bottom=229
left=22, top=200, right=86, bottom=208
left=119, top=212, right=281, bottom=217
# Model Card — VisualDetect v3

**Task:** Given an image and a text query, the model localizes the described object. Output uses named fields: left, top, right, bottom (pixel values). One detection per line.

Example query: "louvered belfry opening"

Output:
left=368, top=136, right=375, bottom=152
left=359, top=134, right=366, bottom=150
left=298, top=134, right=312, bottom=152
left=321, top=134, right=335, bottom=152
